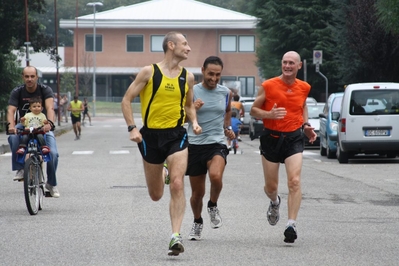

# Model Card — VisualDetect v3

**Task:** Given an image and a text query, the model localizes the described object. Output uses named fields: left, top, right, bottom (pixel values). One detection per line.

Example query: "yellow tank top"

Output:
left=70, top=100, right=82, bottom=117
left=140, top=64, right=188, bottom=129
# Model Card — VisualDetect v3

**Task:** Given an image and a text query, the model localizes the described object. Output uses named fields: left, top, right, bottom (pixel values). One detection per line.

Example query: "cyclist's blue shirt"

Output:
left=231, top=117, right=242, bottom=133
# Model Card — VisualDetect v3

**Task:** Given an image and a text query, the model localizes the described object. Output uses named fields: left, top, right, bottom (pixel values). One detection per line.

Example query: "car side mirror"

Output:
left=319, top=113, right=326, bottom=119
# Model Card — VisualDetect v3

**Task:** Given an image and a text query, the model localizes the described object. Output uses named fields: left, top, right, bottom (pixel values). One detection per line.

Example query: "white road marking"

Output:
left=109, top=150, right=130, bottom=154
left=72, top=151, right=94, bottom=155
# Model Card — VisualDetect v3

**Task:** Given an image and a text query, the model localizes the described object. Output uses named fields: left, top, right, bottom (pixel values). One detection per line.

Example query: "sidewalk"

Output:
left=0, top=121, right=73, bottom=154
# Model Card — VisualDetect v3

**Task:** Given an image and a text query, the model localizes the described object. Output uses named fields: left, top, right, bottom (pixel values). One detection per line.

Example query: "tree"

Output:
left=0, top=0, right=52, bottom=110
left=375, top=0, right=399, bottom=35
left=336, top=0, right=399, bottom=83
left=249, top=0, right=340, bottom=100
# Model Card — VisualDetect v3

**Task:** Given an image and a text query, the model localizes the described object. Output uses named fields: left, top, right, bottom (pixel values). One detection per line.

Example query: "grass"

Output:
left=91, top=101, right=141, bottom=114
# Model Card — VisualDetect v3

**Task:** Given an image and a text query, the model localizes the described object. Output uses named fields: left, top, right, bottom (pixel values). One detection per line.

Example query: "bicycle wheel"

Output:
left=24, top=157, right=40, bottom=215
left=233, top=140, right=237, bottom=154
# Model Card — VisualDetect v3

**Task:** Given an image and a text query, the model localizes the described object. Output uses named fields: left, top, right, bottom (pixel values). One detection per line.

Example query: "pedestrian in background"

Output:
left=68, top=95, right=84, bottom=140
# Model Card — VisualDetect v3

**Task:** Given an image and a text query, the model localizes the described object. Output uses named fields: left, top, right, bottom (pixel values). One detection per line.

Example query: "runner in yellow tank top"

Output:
left=121, top=31, right=202, bottom=256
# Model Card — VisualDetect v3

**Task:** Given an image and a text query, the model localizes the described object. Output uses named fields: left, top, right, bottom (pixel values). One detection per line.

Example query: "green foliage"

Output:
left=375, top=0, right=399, bottom=35
left=0, top=54, right=22, bottom=111
left=249, top=0, right=340, bottom=99
left=60, top=68, right=76, bottom=95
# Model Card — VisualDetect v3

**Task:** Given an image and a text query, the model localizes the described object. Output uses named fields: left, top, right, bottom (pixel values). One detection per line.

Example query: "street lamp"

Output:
left=86, top=2, right=103, bottom=117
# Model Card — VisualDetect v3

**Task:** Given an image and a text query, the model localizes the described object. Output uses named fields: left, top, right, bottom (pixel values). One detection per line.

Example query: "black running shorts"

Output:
left=186, top=143, right=229, bottom=176
left=137, top=126, right=188, bottom=164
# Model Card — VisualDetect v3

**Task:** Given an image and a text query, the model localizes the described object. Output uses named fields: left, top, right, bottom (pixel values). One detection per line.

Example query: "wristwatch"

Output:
left=225, top=126, right=232, bottom=130
left=302, top=122, right=311, bottom=129
left=127, top=125, right=136, bottom=132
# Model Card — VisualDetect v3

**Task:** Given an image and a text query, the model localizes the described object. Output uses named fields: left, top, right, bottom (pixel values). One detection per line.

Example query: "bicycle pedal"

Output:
left=45, top=191, right=52, bottom=197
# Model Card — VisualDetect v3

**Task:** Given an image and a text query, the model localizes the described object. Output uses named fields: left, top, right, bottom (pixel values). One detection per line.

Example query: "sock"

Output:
left=207, top=200, right=217, bottom=208
left=287, top=219, right=296, bottom=226
left=194, top=217, right=203, bottom=224
left=272, top=197, right=280, bottom=206
left=171, top=232, right=179, bottom=238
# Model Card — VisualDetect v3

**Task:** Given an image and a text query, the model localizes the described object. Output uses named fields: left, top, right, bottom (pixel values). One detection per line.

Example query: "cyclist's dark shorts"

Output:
left=186, top=143, right=229, bottom=176
left=138, top=126, right=188, bottom=164
left=71, top=114, right=81, bottom=124
left=259, top=128, right=304, bottom=163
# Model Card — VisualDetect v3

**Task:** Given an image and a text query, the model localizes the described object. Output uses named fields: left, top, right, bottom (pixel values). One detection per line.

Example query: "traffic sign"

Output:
left=313, top=50, right=323, bottom=64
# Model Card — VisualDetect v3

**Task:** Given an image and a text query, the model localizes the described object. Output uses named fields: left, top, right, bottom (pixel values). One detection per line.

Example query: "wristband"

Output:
left=225, top=126, right=232, bottom=131
left=302, top=122, right=311, bottom=129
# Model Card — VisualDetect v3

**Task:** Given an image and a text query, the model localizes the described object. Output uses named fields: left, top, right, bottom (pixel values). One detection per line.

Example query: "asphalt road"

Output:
left=1, top=116, right=398, bottom=266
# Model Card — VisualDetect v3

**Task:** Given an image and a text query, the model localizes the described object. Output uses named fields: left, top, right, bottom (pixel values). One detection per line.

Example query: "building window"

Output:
left=85, top=34, right=103, bottom=52
left=238, top=76, right=255, bottom=96
left=238, top=36, right=255, bottom=52
left=220, top=35, right=255, bottom=53
left=151, top=35, right=164, bottom=52
left=220, top=36, right=237, bottom=52
left=127, top=35, right=144, bottom=52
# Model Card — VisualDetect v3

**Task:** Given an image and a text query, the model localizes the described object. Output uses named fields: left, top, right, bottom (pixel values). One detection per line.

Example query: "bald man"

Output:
left=250, top=51, right=316, bottom=243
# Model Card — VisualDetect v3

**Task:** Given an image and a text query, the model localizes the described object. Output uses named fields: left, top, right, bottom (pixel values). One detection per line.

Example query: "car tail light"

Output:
left=340, top=118, right=346, bottom=133
left=373, top=85, right=380, bottom=89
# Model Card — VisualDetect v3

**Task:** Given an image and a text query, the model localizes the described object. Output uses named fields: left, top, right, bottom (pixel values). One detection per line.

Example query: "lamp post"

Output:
left=86, top=2, right=103, bottom=117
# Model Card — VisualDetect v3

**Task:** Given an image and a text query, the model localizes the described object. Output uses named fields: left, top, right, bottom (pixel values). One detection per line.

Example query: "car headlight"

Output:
left=330, top=121, right=338, bottom=131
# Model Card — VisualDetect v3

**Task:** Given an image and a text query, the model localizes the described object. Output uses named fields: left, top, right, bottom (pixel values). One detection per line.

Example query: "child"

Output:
left=227, top=111, right=243, bottom=150
left=16, top=97, right=50, bottom=155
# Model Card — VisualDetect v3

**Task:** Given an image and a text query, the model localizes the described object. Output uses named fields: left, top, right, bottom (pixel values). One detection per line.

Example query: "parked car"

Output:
left=336, top=82, right=399, bottom=163
left=249, top=115, right=263, bottom=140
left=306, top=97, right=318, bottom=104
left=319, top=92, right=344, bottom=158
left=304, top=103, right=324, bottom=146
left=239, top=97, right=255, bottom=134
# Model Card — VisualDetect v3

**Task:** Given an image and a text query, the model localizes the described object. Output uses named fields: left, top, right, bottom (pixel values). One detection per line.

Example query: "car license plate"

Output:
left=365, top=129, right=390, bottom=136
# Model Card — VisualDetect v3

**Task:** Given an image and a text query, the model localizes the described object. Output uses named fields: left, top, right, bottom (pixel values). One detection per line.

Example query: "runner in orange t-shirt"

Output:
left=250, top=51, right=316, bottom=244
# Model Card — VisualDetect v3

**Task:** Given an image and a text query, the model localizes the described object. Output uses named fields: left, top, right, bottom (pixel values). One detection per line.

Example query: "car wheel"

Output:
left=326, top=137, right=335, bottom=158
left=320, top=141, right=326, bottom=156
left=336, top=144, right=348, bottom=164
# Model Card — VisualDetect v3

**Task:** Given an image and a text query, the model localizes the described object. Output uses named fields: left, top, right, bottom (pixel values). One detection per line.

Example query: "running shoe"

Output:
left=45, top=183, right=60, bottom=198
left=267, top=195, right=281, bottom=226
left=164, top=163, right=170, bottom=185
left=188, top=222, right=203, bottom=240
left=13, top=169, right=24, bottom=181
left=207, top=206, right=223, bottom=229
left=168, top=233, right=184, bottom=256
left=284, top=223, right=298, bottom=243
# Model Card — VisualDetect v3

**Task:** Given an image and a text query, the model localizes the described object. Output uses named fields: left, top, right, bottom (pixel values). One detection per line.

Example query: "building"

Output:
left=56, top=0, right=260, bottom=101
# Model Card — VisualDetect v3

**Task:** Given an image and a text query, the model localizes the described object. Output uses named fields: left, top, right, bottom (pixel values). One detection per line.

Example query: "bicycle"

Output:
left=231, top=135, right=239, bottom=154
left=8, top=126, right=52, bottom=215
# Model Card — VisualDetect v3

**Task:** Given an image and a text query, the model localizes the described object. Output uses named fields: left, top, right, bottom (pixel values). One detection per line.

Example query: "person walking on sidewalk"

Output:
left=82, top=97, right=92, bottom=126
left=186, top=56, right=235, bottom=240
left=250, top=51, right=316, bottom=243
left=68, top=95, right=84, bottom=140
left=121, top=31, right=201, bottom=256
left=7, top=66, right=60, bottom=197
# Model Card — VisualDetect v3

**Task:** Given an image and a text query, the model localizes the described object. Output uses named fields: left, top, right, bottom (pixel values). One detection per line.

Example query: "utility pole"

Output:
left=313, top=50, right=328, bottom=103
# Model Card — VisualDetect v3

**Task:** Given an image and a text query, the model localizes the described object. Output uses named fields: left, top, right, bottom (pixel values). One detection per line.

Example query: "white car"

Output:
left=336, top=82, right=399, bottom=163
left=305, top=103, right=324, bottom=146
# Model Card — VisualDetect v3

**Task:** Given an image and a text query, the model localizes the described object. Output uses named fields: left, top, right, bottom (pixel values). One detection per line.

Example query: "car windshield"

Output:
left=308, top=105, right=324, bottom=119
left=349, top=89, right=399, bottom=115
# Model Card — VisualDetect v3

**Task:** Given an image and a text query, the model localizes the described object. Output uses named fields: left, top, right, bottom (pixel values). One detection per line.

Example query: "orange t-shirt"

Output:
left=261, top=77, right=311, bottom=132
left=231, top=101, right=243, bottom=116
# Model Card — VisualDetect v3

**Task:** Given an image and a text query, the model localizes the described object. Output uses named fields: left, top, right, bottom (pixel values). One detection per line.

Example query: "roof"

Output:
left=37, top=66, right=202, bottom=75
left=60, top=0, right=257, bottom=29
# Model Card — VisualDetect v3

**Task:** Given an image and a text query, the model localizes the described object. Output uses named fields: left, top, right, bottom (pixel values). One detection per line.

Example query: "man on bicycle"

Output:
left=7, top=66, right=60, bottom=198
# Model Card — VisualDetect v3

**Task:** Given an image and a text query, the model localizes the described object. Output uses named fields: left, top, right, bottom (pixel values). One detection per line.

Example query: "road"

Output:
left=1, top=116, right=398, bottom=266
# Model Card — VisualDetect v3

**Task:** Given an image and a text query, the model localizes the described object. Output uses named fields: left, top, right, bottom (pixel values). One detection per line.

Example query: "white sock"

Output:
left=287, top=219, right=296, bottom=226
left=272, top=197, right=279, bottom=206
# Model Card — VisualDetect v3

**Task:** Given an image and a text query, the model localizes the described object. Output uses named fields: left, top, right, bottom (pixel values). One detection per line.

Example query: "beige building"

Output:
left=59, top=0, right=261, bottom=100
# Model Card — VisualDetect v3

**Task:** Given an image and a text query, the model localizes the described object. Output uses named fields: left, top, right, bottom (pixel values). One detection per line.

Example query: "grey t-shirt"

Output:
left=187, top=83, right=230, bottom=145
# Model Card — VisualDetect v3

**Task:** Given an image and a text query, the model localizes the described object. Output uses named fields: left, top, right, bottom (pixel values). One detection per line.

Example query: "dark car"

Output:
left=249, top=115, right=263, bottom=140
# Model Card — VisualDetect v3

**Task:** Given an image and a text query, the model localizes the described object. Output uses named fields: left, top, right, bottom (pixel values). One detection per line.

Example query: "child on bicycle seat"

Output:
left=16, top=97, right=50, bottom=155
left=227, top=111, right=243, bottom=150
